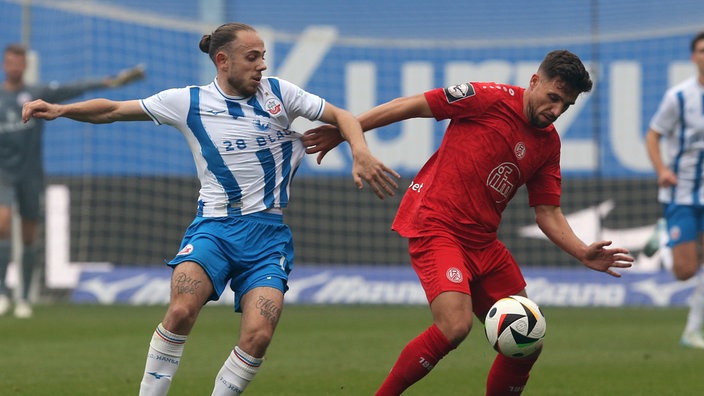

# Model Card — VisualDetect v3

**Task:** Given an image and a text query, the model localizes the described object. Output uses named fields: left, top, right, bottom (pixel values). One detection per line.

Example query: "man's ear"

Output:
left=215, top=51, right=228, bottom=69
left=529, top=73, right=539, bottom=88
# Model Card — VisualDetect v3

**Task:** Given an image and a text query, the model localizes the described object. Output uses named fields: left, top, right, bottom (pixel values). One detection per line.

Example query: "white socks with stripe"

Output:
left=211, top=346, right=264, bottom=395
left=139, top=323, right=187, bottom=396
left=685, top=272, right=704, bottom=334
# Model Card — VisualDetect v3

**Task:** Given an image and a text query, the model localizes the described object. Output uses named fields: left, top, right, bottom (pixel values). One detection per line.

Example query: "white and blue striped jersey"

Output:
left=650, top=76, right=704, bottom=206
left=140, top=77, right=325, bottom=217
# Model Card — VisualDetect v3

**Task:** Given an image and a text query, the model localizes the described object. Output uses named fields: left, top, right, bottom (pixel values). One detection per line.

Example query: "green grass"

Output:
left=1, top=304, right=703, bottom=395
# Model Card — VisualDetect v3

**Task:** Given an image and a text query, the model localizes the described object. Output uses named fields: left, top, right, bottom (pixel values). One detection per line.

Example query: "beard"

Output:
left=527, top=105, right=554, bottom=128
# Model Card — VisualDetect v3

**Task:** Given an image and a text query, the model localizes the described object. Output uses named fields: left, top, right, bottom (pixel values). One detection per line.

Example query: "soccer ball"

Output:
left=484, top=295, right=546, bottom=358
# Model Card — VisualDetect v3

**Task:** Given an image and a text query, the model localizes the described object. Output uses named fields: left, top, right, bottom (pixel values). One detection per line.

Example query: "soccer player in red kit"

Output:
left=302, top=50, right=633, bottom=395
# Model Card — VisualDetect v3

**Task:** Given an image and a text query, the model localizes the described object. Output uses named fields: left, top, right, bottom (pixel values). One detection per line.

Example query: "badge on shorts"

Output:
left=446, top=267, right=463, bottom=283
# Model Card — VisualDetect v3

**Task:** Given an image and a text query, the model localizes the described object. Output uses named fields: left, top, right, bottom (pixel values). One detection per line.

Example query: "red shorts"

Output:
left=408, top=235, right=526, bottom=319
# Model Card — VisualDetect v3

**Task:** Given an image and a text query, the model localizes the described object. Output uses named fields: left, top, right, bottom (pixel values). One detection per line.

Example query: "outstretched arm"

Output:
left=42, top=64, right=146, bottom=104
left=318, top=103, right=400, bottom=199
left=303, top=93, right=433, bottom=164
left=534, top=204, right=633, bottom=277
left=22, top=98, right=150, bottom=124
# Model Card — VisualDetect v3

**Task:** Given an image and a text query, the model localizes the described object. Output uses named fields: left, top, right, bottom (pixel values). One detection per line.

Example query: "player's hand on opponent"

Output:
left=350, top=147, right=400, bottom=199
left=106, top=64, right=146, bottom=88
left=303, top=124, right=346, bottom=164
left=581, top=240, right=633, bottom=278
left=22, top=99, right=60, bottom=122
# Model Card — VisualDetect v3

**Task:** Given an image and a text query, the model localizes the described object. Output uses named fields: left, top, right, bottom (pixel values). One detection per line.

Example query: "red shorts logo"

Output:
left=446, top=267, right=463, bottom=283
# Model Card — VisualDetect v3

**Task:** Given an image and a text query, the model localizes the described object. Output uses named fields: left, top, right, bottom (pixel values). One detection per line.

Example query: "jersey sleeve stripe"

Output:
left=269, top=77, right=284, bottom=103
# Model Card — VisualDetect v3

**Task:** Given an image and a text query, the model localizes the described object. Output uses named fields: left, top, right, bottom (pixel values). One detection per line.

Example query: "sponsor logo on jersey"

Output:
left=265, top=98, right=282, bottom=115
left=446, top=267, right=463, bottom=283
left=487, top=162, right=521, bottom=204
left=443, top=82, right=475, bottom=103
left=177, top=244, right=194, bottom=256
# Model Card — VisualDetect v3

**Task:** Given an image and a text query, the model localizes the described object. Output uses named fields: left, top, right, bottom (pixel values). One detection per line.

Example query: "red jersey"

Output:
left=392, top=82, right=562, bottom=247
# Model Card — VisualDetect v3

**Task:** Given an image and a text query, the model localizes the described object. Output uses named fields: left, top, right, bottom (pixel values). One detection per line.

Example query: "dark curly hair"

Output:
left=538, top=50, right=593, bottom=94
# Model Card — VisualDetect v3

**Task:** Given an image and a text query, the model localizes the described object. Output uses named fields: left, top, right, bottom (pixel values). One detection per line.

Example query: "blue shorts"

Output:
left=168, top=212, right=293, bottom=312
left=663, top=204, right=704, bottom=247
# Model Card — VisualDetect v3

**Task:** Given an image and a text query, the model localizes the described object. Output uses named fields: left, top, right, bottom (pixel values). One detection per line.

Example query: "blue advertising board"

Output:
left=72, top=265, right=695, bottom=307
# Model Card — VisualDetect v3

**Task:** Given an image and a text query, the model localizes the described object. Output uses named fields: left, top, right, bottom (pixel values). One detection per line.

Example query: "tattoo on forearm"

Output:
left=174, top=273, right=202, bottom=295
left=256, top=296, right=281, bottom=324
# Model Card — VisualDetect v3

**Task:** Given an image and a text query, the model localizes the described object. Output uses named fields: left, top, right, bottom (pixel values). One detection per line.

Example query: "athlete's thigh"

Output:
left=0, top=178, right=14, bottom=237
left=670, top=240, right=699, bottom=277
left=15, top=177, right=43, bottom=221
left=169, top=261, right=214, bottom=309
left=0, top=205, right=11, bottom=238
left=469, top=241, right=526, bottom=321
left=429, top=291, right=473, bottom=328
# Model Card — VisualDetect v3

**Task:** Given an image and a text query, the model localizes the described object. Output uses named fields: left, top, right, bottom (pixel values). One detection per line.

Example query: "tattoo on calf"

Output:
left=174, top=273, right=202, bottom=295
left=256, top=296, right=282, bottom=324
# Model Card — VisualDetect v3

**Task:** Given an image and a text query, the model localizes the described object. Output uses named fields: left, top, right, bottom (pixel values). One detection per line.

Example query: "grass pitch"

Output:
left=1, top=304, right=703, bottom=395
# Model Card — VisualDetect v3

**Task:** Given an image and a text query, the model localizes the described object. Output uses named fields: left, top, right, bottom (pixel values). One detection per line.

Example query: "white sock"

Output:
left=211, top=346, right=264, bottom=396
left=685, top=271, right=704, bottom=334
left=139, top=323, right=187, bottom=396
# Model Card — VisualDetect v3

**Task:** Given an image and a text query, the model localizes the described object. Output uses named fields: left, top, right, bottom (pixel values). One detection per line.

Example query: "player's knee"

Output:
left=672, top=263, right=698, bottom=280
left=165, top=303, right=200, bottom=330
left=438, top=317, right=473, bottom=345
left=238, top=329, right=274, bottom=357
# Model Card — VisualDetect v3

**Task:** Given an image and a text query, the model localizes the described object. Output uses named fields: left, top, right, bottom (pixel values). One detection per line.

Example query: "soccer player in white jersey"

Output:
left=646, top=31, right=704, bottom=349
left=22, top=22, right=399, bottom=395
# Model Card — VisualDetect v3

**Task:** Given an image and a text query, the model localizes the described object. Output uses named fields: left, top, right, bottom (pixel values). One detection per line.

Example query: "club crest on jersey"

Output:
left=443, top=83, right=475, bottom=103
left=265, top=98, right=282, bottom=115
left=177, top=244, right=194, bottom=256
left=514, top=142, right=526, bottom=159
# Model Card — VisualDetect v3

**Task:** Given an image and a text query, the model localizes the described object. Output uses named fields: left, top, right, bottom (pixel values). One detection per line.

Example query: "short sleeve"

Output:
left=140, top=87, right=191, bottom=126
left=271, top=78, right=326, bottom=122
left=649, top=88, right=680, bottom=136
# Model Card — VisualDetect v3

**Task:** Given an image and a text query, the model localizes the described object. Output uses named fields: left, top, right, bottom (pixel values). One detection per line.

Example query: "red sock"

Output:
left=375, top=324, right=455, bottom=396
left=485, top=352, right=540, bottom=396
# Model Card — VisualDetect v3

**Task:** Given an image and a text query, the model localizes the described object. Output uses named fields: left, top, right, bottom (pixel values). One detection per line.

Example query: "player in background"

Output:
left=0, top=43, right=144, bottom=319
left=645, top=31, right=704, bottom=349
left=23, top=22, right=399, bottom=395
left=303, top=49, right=633, bottom=395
